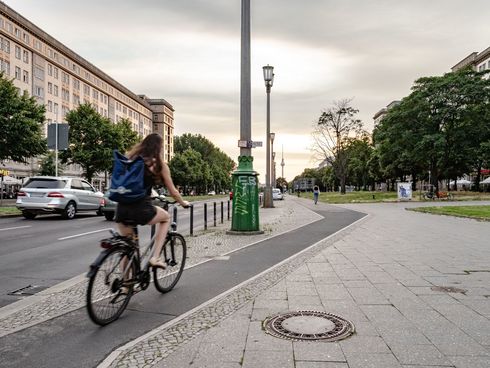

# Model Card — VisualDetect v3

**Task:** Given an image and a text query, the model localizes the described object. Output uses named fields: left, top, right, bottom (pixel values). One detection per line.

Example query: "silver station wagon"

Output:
left=16, top=176, right=104, bottom=220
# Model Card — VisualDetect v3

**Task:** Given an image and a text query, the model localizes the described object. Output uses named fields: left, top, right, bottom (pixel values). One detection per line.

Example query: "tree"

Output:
left=169, top=148, right=210, bottom=194
left=39, top=151, right=64, bottom=176
left=312, top=99, right=364, bottom=194
left=174, top=134, right=235, bottom=192
left=275, top=177, right=288, bottom=190
left=0, top=72, right=46, bottom=163
left=61, top=104, right=113, bottom=182
left=345, top=135, right=374, bottom=191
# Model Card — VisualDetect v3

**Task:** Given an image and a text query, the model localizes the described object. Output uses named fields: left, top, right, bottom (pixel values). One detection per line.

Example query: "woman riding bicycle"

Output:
left=115, top=133, right=189, bottom=269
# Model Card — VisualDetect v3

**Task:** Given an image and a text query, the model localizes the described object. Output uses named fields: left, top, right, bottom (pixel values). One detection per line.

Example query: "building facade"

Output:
left=452, top=47, right=490, bottom=78
left=372, top=100, right=400, bottom=127
left=0, top=1, right=175, bottom=187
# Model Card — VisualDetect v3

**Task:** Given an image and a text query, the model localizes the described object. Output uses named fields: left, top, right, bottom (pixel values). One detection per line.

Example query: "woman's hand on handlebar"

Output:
left=181, top=200, right=191, bottom=208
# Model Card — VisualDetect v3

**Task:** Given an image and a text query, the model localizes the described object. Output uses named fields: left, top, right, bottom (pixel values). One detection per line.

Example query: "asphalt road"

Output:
left=0, top=204, right=365, bottom=368
left=0, top=200, right=228, bottom=308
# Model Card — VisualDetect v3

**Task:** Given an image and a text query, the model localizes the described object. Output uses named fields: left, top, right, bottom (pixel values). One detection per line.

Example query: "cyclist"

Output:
left=313, top=185, right=320, bottom=204
left=115, top=133, right=189, bottom=269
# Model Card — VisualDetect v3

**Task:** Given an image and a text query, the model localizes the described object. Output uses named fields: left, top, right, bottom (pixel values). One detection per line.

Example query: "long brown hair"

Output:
left=127, top=133, right=164, bottom=183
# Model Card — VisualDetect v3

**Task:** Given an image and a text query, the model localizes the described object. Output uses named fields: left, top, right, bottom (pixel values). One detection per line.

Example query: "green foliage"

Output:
left=275, top=177, right=288, bottom=189
left=0, top=72, right=47, bottom=163
left=172, top=133, right=235, bottom=193
left=374, top=68, right=490, bottom=191
left=39, top=151, right=64, bottom=176
left=61, top=104, right=140, bottom=181
left=312, top=99, right=365, bottom=194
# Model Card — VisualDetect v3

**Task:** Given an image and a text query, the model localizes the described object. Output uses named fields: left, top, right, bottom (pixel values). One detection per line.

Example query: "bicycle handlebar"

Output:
left=151, top=196, right=192, bottom=208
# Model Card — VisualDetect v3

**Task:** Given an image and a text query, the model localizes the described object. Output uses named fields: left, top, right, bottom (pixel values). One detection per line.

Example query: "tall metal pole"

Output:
left=229, top=0, right=261, bottom=234
left=240, top=0, right=251, bottom=157
left=281, top=145, right=285, bottom=179
left=265, top=86, right=271, bottom=207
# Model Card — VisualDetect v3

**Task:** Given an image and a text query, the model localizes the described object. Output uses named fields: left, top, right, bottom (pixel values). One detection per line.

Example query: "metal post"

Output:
left=190, top=204, right=194, bottom=236
left=264, top=87, right=272, bottom=208
left=204, top=203, right=207, bottom=230
left=227, top=200, right=230, bottom=220
left=220, top=201, right=224, bottom=224
left=213, top=202, right=217, bottom=227
left=55, top=120, right=58, bottom=177
left=173, top=206, right=178, bottom=227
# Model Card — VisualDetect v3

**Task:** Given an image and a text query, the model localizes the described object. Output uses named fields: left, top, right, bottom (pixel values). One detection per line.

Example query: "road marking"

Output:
left=0, top=225, right=31, bottom=232
left=58, top=228, right=112, bottom=240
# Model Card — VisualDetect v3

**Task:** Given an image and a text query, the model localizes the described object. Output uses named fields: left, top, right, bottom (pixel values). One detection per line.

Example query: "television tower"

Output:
left=281, top=145, right=285, bottom=179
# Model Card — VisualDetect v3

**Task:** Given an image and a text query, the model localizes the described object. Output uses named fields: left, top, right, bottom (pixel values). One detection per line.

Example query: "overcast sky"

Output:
left=5, top=0, right=488, bottom=181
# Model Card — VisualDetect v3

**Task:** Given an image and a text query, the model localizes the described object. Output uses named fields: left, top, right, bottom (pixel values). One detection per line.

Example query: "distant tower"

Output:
left=281, top=145, right=285, bottom=179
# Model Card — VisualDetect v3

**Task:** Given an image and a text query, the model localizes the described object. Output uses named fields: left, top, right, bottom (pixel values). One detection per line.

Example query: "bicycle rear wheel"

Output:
left=86, top=247, right=136, bottom=325
left=153, top=233, right=186, bottom=293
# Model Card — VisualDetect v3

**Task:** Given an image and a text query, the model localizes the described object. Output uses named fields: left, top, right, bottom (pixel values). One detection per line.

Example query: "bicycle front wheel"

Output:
left=86, top=247, right=136, bottom=326
left=153, top=234, right=186, bottom=293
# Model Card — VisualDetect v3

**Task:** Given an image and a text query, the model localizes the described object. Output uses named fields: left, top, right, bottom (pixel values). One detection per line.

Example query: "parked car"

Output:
left=16, top=176, right=104, bottom=219
left=207, top=190, right=216, bottom=195
left=100, top=189, right=164, bottom=221
left=272, top=188, right=284, bottom=200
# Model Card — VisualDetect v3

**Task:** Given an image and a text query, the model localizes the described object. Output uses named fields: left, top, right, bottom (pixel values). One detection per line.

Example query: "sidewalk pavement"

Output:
left=103, top=198, right=490, bottom=368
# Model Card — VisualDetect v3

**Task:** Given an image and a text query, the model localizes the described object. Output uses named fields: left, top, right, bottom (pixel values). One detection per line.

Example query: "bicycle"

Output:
left=86, top=198, right=189, bottom=326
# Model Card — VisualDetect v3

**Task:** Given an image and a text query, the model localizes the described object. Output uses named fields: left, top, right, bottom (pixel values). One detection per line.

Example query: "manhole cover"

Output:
left=263, top=311, right=355, bottom=342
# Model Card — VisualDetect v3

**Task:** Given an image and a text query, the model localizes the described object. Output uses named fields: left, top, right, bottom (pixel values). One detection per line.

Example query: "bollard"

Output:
left=213, top=202, right=217, bottom=227
left=220, top=201, right=224, bottom=224
left=190, top=204, right=194, bottom=236
left=227, top=200, right=230, bottom=220
left=204, top=203, right=207, bottom=230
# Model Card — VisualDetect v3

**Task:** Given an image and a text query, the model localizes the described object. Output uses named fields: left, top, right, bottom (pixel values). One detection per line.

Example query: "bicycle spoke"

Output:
left=153, top=234, right=186, bottom=293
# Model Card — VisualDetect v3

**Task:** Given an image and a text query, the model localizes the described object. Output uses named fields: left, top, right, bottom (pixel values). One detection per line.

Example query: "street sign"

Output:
left=238, top=140, right=263, bottom=148
left=251, top=141, right=262, bottom=148
left=238, top=140, right=248, bottom=148
left=47, top=123, right=69, bottom=150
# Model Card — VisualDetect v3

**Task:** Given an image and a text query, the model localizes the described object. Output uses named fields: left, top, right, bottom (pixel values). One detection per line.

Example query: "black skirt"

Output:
left=115, top=196, right=157, bottom=226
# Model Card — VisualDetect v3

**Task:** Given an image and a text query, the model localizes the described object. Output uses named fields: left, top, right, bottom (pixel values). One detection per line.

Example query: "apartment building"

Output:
left=0, top=1, right=175, bottom=187
left=372, top=100, right=400, bottom=126
left=452, top=46, right=490, bottom=78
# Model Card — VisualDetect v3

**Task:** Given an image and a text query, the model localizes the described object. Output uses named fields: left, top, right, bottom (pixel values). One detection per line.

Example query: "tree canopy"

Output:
left=171, top=133, right=235, bottom=194
left=0, top=72, right=46, bottom=164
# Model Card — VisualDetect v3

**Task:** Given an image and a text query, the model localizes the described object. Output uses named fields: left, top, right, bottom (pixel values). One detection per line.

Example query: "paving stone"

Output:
left=292, top=341, right=345, bottom=362
left=295, top=362, right=349, bottom=368
left=389, top=344, right=452, bottom=366
left=345, top=353, right=402, bottom=368
left=245, top=321, right=293, bottom=351
left=449, top=355, right=490, bottom=368
left=339, top=335, right=390, bottom=354
left=242, top=349, right=294, bottom=368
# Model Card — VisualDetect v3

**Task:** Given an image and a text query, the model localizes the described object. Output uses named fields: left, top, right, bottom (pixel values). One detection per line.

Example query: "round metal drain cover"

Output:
left=263, top=311, right=355, bottom=342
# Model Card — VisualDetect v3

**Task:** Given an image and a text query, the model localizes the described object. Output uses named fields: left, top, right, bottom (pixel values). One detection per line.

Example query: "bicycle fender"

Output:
left=86, top=249, right=112, bottom=278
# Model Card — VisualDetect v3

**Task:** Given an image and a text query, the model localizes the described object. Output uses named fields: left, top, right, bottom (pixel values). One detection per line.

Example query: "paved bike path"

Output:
left=0, top=205, right=365, bottom=368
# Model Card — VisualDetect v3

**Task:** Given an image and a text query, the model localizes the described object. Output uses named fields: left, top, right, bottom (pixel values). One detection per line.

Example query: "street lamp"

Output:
left=263, top=65, right=274, bottom=208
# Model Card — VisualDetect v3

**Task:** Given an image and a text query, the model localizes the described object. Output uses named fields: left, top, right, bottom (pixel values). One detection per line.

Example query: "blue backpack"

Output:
left=109, top=150, right=146, bottom=203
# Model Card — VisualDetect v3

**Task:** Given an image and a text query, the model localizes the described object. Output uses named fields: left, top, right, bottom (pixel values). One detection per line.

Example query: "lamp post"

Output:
left=229, top=0, right=262, bottom=234
left=263, top=65, right=274, bottom=208
left=271, top=133, right=276, bottom=188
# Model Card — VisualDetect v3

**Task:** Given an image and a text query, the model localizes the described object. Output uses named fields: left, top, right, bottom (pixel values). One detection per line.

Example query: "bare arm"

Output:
left=161, top=162, right=189, bottom=207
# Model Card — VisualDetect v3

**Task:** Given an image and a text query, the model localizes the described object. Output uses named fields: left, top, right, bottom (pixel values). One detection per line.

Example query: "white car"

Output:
left=272, top=188, right=283, bottom=200
left=16, top=176, right=104, bottom=219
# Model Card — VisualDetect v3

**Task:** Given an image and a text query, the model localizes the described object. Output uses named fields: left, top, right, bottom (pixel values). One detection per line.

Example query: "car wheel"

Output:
left=63, top=201, right=77, bottom=220
left=104, top=212, right=115, bottom=221
left=22, top=211, right=37, bottom=220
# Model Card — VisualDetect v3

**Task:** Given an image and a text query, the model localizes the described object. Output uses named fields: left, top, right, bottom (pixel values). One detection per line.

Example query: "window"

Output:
left=53, top=67, right=58, bottom=79
left=54, top=103, right=58, bottom=115
left=15, top=45, right=20, bottom=59
left=0, top=38, right=9, bottom=53
left=83, top=84, right=90, bottom=95
left=53, top=85, right=58, bottom=96
left=62, top=72, right=69, bottom=85
left=62, top=88, right=69, bottom=102
left=93, top=89, right=98, bottom=99
left=6, top=22, right=13, bottom=34
left=34, top=66, right=44, bottom=80
left=73, top=79, right=80, bottom=90
left=34, top=86, right=44, bottom=98
left=22, top=50, right=29, bottom=63
left=48, top=82, right=53, bottom=94
left=47, top=64, right=52, bottom=76
left=15, top=28, right=21, bottom=38
left=73, top=94, right=80, bottom=106
left=22, top=70, right=29, bottom=83
left=23, top=33, right=29, bottom=44
left=479, top=64, right=485, bottom=72
left=0, top=59, right=10, bottom=76
left=48, top=100, right=52, bottom=112
left=15, top=66, right=20, bottom=80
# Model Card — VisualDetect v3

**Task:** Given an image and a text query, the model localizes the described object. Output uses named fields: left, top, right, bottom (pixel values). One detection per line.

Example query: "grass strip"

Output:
left=409, top=205, right=490, bottom=221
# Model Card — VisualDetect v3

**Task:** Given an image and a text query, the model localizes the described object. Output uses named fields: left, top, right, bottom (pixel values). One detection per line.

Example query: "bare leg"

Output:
left=148, top=206, right=170, bottom=267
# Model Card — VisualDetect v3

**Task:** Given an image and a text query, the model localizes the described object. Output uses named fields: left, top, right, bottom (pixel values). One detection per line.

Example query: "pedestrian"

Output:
left=115, top=133, right=190, bottom=269
left=313, top=185, right=320, bottom=204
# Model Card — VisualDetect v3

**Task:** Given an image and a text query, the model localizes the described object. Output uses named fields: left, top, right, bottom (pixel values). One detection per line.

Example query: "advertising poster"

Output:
left=397, top=182, right=412, bottom=200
